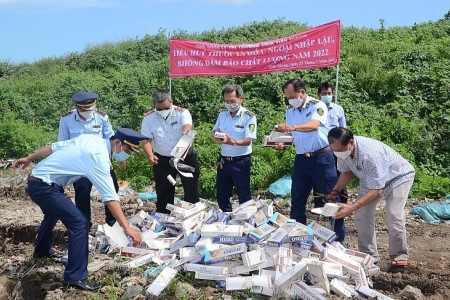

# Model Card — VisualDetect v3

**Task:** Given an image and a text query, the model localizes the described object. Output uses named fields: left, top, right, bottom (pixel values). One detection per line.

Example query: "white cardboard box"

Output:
left=145, top=266, right=177, bottom=297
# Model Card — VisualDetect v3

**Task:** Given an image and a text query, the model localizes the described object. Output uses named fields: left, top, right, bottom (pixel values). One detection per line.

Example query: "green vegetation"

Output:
left=1, top=15, right=450, bottom=199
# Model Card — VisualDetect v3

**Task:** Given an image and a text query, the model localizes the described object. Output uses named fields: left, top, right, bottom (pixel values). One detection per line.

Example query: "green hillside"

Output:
left=1, top=16, right=449, bottom=199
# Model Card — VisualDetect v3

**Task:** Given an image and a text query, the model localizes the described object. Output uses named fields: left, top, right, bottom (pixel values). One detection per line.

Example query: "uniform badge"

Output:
left=317, top=108, right=324, bottom=116
left=249, top=124, right=255, bottom=132
left=306, top=112, right=311, bottom=117
left=93, top=125, right=101, bottom=128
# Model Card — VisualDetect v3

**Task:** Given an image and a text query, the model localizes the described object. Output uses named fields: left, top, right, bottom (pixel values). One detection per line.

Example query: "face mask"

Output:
left=156, top=108, right=171, bottom=119
left=334, top=150, right=351, bottom=159
left=112, top=144, right=130, bottom=161
left=79, top=110, right=94, bottom=120
left=321, top=95, right=332, bottom=104
left=225, top=103, right=240, bottom=112
left=288, top=98, right=303, bottom=108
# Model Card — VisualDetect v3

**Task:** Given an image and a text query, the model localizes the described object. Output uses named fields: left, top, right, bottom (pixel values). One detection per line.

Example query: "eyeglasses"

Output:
left=155, top=107, right=171, bottom=111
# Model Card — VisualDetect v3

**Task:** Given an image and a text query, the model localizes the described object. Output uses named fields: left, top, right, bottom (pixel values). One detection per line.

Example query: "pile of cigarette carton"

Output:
left=96, top=199, right=393, bottom=299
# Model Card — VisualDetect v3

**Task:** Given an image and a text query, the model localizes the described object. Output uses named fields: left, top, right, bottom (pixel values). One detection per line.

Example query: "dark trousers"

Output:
left=154, top=150, right=200, bottom=214
left=216, top=155, right=252, bottom=212
left=290, top=151, right=346, bottom=242
left=313, top=154, right=348, bottom=206
left=28, top=181, right=89, bottom=282
left=73, top=170, right=118, bottom=228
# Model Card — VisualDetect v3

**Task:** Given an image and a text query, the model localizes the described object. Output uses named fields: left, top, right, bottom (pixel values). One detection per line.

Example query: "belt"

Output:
left=300, top=146, right=331, bottom=158
left=222, top=154, right=251, bottom=162
left=27, top=175, right=43, bottom=183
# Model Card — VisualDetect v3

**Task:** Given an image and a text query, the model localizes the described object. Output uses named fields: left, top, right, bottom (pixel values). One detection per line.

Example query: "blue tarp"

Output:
left=265, top=174, right=292, bottom=197
left=410, top=200, right=450, bottom=223
left=137, top=191, right=180, bottom=203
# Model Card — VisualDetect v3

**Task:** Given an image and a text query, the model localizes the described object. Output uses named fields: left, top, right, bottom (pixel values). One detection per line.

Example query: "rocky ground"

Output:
left=1, top=164, right=450, bottom=300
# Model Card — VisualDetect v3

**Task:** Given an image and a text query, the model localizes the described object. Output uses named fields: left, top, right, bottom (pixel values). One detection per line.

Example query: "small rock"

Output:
left=399, top=285, right=424, bottom=300
left=174, top=282, right=197, bottom=299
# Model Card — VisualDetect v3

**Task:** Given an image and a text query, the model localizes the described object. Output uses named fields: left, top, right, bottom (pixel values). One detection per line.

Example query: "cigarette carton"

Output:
left=308, top=221, right=337, bottom=243
left=170, top=130, right=196, bottom=161
left=213, top=236, right=251, bottom=244
left=305, top=259, right=330, bottom=294
left=120, top=252, right=155, bottom=268
left=195, top=272, right=228, bottom=281
left=241, top=248, right=266, bottom=267
left=323, top=247, right=360, bottom=274
left=226, top=275, right=272, bottom=290
left=290, top=281, right=327, bottom=300
left=145, top=266, right=177, bottom=297
left=201, top=224, right=243, bottom=237
left=233, top=257, right=275, bottom=275
left=232, top=199, right=257, bottom=213
left=182, top=202, right=206, bottom=219
left=185, top=264, right=228, bottom=275
left=228, top=220, right=255, bottom=235
left=234, top=206, right=258, bottom=220
left=102, top=222, right=129, bottom=251
left=274, top=261, right=307, bottom=291
left=120, top=247, right=153, bottom=258
left=268, top=212, right=290, bottom=227
left=267, top=226, right=294, bottom=247
left=248, top=223, right=276, bottom=242
left=204, top=243, right=247, bottom=265
left=356, top=284, right=395, bottom=300
left=330, top=278, right=359, bottom=297
left=310, top=203, right=340, bottom=217
left=262, top=130, right=294, bottom=147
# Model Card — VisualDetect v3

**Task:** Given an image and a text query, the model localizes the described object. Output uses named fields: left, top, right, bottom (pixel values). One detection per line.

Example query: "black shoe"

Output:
left=65, top=280, right=102, bottom=291
left=33, top=249, right=63, bottom=259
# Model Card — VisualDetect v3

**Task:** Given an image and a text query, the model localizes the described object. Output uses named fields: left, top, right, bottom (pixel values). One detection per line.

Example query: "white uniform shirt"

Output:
left=31, top=135, right=118, bottom=203
left=337, top=136, right=415, bottom=198
left=140, top=106, right=193, bottom=157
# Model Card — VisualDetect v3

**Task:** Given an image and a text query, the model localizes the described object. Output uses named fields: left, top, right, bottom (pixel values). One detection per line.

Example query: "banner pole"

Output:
left=334, top=65, right=340, bottom=104
left=169, top=32, right=172, bottom=97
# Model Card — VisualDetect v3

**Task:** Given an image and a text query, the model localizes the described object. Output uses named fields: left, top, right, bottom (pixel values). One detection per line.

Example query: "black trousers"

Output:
left=154, top=149, right=200, bottom=214
left=73, top=169, right=118, bottom=228
left=312, top=154, right=348, bottom=206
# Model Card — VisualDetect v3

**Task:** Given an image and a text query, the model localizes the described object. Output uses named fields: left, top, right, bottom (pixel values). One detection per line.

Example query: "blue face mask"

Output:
left=112, top=144, right=130, bottom=161
left=321, top=95, right=332, bottom=104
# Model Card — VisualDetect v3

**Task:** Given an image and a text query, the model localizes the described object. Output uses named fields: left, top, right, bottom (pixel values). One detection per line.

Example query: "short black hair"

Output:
left=282, top=78, right=306, bottom=92
left=328, top=127, right=354, bottom=146
left=317, top=82, right=334, bottom=94
left=222, top=84, right=244, bottom=98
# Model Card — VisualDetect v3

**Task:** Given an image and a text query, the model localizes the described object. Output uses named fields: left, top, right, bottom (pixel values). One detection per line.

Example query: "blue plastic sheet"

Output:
left=410, top=201, right=450, bottom=223
left=265, top=174, right=292, bottom=197
left=137, top=191, right=179, bottom=203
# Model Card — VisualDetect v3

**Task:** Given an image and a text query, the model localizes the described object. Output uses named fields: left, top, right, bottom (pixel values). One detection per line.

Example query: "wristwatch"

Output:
left=232, top=140, right=237, bottom=146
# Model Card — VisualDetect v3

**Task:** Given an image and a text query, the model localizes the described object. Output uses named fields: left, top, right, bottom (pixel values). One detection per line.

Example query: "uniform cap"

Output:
left=72, top=92, right=98, bottom=110
left=113, top=128, right=149, bottom=152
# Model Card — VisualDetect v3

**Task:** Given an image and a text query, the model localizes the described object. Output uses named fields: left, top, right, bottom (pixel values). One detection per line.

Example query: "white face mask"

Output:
left=334, top=149, right=351, bottom=159
left=288, top=98, right=303, bottom=108
left=225, top=103, right=240, bottom=112
left=79, top=110, right=94, bottom=120
left=156, top=107, right=172, bottom=119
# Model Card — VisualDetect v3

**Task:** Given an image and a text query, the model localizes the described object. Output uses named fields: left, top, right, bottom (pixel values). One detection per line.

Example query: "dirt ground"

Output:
left=1, top=165, right=450, bottom=300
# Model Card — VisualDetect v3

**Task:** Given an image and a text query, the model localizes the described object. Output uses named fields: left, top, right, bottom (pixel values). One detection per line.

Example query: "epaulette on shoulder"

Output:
left=144, top=109, right=154, bottom=116
left=95, top=108, right=107, bottom=117
left=309, top=99, right=320, bottom=104
left=174, top=106, right=185, bottom=112
left=244, top=110, right=255, bottom=117
left=61, top=111, right=73, bottom=117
